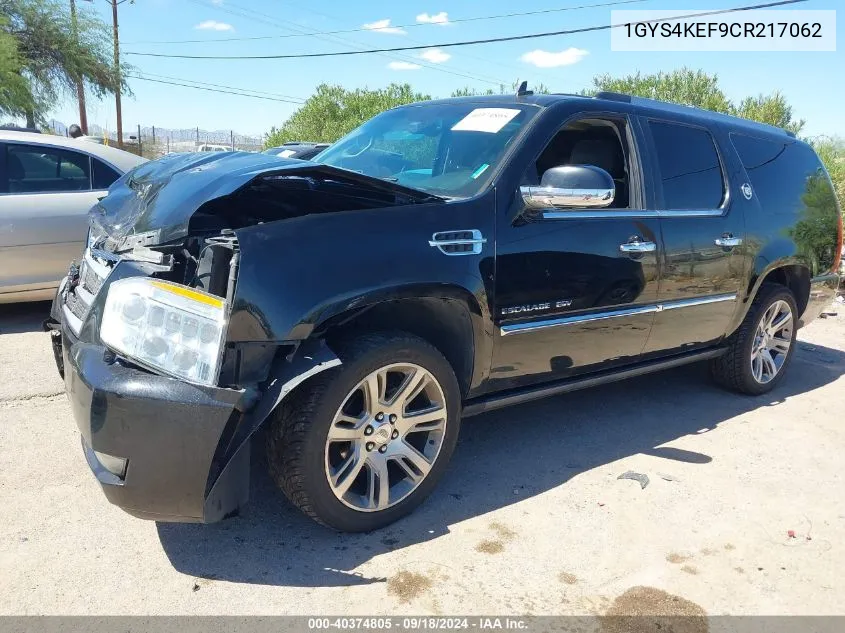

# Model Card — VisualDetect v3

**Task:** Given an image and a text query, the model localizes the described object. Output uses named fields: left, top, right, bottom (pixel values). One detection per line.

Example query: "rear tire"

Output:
left=711, top=283, right=798, bottom=395
left=266, top=332, right=461, bottom=532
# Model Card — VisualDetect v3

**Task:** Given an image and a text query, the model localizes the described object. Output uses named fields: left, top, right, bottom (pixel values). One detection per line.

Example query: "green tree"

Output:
left=810, top=136, right=845, bottom=205
left=586, top=67, right=803, bottom=133
left=734, top=92, right=804, bottom=134
left=450, top=87, right=495, bottom=97
left=265, top=83, right=430, bottom=147
left=0, top=0, right=126, bottom=126
left=588, top=67, right=734, bottom=112
left=0, top=21, right=34, bottom=119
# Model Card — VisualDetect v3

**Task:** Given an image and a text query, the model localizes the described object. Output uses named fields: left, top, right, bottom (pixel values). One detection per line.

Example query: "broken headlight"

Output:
left=100, top=278, right=227, bottom=386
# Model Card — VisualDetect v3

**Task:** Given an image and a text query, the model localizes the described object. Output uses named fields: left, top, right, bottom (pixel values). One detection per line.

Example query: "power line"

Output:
left=125, top=0, right=808, bottom=60
left=217, top=0, right=508, bottom=85
left=124, top=0, right=653, bottom=45
left=136, top=71, right=307, bottom=101
left=180, top=0, right=506, bottom=86
left=125, top=75, right=307, bottom=103
left=267, top=1, right=531, bottom=87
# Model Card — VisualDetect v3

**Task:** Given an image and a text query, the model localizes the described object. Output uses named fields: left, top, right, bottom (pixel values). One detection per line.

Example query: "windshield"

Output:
left=314, top=102, right=539, bottom=198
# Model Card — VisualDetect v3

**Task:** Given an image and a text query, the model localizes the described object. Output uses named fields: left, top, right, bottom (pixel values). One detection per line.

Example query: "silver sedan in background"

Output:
left=0, top=131, right=146, bottom=303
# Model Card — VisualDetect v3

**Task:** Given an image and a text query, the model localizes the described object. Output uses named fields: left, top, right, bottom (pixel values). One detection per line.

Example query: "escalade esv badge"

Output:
left=501, top=299, right=572, bottom=316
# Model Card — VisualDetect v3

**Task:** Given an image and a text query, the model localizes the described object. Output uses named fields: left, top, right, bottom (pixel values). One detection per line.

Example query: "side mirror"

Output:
left=520, top=164, right=615, bottom=210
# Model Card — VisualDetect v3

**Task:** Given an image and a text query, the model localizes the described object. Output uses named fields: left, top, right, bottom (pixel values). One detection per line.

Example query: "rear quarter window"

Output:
left=732, top=132, right=842, bottom=272
left=730, top=133, right=815, bottom=215
left=92, top=158, right=121, bottom=189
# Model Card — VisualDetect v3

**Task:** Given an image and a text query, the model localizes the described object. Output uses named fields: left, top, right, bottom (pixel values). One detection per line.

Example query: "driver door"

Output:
left=489, top=114, right=661, bottom=391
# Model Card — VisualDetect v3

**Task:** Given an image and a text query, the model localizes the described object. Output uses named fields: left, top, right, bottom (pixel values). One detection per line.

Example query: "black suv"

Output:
left=48, top=91, right=842, bottom=532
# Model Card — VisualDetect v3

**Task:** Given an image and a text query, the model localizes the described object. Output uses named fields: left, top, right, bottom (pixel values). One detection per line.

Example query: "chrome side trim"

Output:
left=541, top=208, right=725, bottom=220
left=500, top=293, right=737, bottom=336
left=714, top=236, right=743, bottom=247
left=500, top=305, right=658, bottom=336
left=658, top=293, right=737, bottom=312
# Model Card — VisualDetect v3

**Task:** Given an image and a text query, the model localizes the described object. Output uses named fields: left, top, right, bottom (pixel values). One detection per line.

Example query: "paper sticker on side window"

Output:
left=451, top=108, right=521, bottom=133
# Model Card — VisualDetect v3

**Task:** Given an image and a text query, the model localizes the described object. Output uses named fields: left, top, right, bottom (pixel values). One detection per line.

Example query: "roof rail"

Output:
left=594, top=91, right=632, bottom=103
left=592, top=92, right=794, bottom=138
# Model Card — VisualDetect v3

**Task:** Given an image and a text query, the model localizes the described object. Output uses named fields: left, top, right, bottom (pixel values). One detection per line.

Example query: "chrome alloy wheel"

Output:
left=324, top=363, right=448, bottom=512
left=751, top=299, right=794, bottom=384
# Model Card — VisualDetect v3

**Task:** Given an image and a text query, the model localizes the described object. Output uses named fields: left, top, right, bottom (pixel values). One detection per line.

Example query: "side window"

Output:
left=649, top=121, right=724, bottom=209
left=6, top=144, right=91, bottom=193
left=92, top=159, right=121, bottom=189
left=531, top=117, right=633, bottom=208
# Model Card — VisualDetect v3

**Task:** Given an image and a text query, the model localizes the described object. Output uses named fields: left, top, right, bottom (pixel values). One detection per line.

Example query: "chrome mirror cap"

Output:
left=521, top=164, right=615, bottom=210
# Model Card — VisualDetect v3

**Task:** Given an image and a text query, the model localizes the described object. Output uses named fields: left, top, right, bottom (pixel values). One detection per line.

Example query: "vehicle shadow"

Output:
left=0, top=301, right=52, bottom=335
left=158, top=342, right=845, bottom=587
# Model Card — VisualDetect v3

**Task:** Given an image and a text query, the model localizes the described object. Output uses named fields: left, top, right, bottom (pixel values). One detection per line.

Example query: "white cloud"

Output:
left=210, top=0, right=223, bottom=5
left=520, top=48, right=589, bottom=68
left=416, top=12, right=450, bottom=25
left=362, top=19, right=406, bottom=35
left=195, top=20, right=233, bottom=31
left=418, top=48, right=450, bottom=63
left=388, top=61, right=422, bottom=71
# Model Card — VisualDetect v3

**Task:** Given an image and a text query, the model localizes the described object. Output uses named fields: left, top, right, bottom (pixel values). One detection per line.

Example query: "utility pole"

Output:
left=69, top=0, right=89, bottom=134
left=111, top=0, right=124, bottom=148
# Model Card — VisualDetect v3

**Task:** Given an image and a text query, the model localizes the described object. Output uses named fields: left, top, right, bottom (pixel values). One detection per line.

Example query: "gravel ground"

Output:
left=0, top=300, right=843, bottom=617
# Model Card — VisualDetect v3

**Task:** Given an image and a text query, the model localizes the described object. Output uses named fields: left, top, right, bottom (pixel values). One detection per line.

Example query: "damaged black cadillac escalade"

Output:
left=47, top=90, right=842, bottom=532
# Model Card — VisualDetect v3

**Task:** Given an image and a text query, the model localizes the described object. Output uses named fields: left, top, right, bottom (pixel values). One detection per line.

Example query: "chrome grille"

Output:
left=62, top=249, right=113, bottom=335
left=66, top=290, right=87, bottom=321
left=80, top=259, right=104, bottom=295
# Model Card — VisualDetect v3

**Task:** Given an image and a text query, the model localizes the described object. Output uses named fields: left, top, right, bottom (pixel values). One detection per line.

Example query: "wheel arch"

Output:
left=313, top=283, right=490, bottom=399
left=207, top=283, right=490, bottom=491
left=735, top=255, right=811, bottom=333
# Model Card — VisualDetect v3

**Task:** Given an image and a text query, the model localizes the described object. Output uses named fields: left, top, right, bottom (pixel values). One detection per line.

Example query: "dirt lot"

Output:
left=1, top=300, right=843, bottom=617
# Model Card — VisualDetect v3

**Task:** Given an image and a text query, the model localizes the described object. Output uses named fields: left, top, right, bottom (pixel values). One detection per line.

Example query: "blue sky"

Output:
left=51, top=0, right=843, bottom=139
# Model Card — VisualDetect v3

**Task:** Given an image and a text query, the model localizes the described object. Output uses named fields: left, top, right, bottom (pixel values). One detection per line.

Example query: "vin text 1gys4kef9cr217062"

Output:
left=47, top=87, right=842, bottom=532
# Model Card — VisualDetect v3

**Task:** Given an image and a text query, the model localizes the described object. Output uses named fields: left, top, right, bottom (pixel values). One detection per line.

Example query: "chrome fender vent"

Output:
left=428, top=229, right=486, bottom=256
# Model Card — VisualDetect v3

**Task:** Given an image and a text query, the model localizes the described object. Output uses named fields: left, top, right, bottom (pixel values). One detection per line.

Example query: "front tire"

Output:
left=266, top=332, right=461, bottom=532
left=711, top=283, right=798, bottom=395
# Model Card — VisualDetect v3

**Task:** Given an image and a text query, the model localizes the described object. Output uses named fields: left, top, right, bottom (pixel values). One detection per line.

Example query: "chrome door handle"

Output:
left=619, top=239, right=656, bottom=253
left=714, top=235, right=743, bottom=247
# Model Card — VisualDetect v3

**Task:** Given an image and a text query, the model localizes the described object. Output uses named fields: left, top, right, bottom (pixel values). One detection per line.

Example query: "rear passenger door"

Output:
left=0, top=142, right=112, bottom=296
left=640, top=119, right=746, bottom=356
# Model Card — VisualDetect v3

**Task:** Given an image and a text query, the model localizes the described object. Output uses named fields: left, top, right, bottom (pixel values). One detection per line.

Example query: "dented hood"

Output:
left=90, top=151, right=438, bottom=246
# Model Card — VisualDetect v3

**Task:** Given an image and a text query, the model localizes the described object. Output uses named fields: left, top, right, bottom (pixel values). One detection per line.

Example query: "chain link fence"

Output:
left=48, top=121, right=265, bottom=158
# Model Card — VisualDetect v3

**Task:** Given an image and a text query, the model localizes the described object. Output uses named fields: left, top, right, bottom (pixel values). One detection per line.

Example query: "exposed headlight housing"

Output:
left=100, top=278, right=228, bottom=386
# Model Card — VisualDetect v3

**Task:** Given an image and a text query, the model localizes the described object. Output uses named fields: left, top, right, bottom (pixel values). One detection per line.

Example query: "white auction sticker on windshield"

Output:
left=451, top=108, right=520, bottom=133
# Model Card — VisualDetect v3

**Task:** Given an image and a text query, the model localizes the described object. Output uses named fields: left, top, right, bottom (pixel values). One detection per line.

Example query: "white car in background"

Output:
left=0, top=131, right=146, bottom=303
left=196, top=143, right=231, bottom=152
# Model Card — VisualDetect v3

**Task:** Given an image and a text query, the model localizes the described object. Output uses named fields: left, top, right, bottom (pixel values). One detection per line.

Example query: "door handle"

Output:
left=619, top=238, right=656, bottom=253
left=714, top=234, right=743, bottom=247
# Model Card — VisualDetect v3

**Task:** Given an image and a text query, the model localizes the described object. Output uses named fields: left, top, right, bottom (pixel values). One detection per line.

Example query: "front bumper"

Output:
left=57, top=292, right=250, bottom=523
